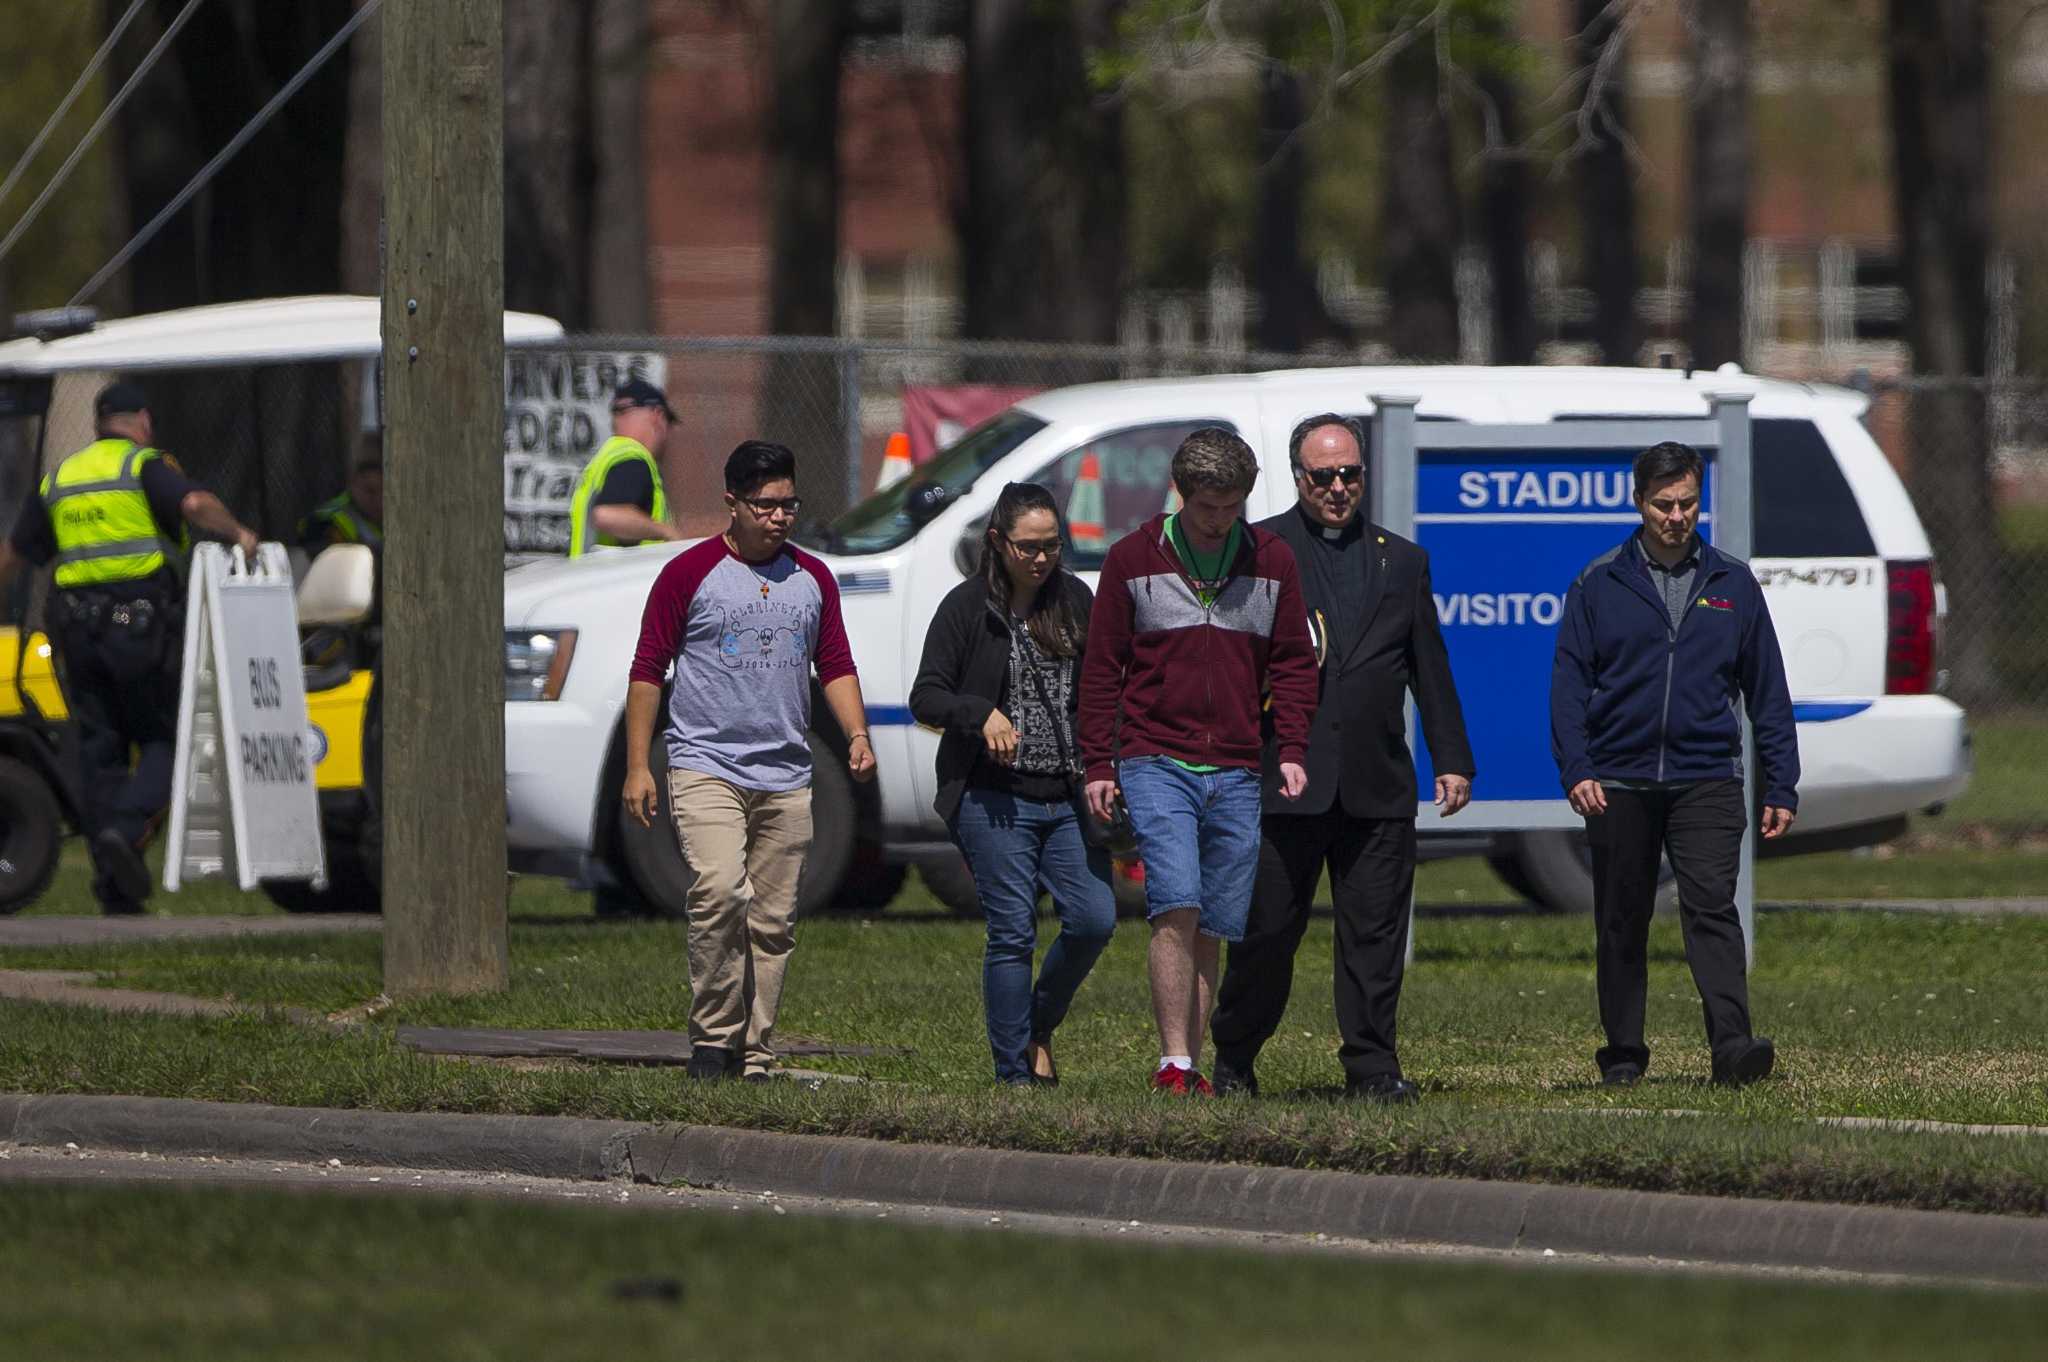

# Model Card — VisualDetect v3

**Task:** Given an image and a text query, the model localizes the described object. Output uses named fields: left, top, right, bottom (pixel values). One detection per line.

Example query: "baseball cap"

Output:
left=95, top=380, right=150, bottom=420
left=612, top=378, right=675, bottom=420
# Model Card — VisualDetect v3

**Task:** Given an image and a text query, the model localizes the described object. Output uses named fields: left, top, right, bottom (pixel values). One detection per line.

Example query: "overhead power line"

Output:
left=71, top=0, right=383, bottom=308
left=0, top=0, right=210, bottom=273
left=0, top=0, right=152, bottom=213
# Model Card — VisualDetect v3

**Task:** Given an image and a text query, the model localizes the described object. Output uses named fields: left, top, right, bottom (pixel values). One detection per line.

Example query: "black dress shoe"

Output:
left=685, top=1046, right=738, bottom=1081
left=1600, top=1062, right=1644, bottom=1087
left=93, top=829, right=152, bottom=904
left=1711, top=1037, right=1776, bottom=1087
left=1211, top=1053, right=1258, bottom=1098
left=1345, top=1072, right=1420, bottom=1105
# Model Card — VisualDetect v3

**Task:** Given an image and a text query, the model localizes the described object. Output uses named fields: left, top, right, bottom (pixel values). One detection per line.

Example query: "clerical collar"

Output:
left=1298, top=505, right=1363, bottom=543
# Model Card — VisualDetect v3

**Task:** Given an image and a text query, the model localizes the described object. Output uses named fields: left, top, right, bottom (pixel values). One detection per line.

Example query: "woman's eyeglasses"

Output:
left=1003, top=535, right=1063, bottom=561
left=1295, top=463, right=1364, bottom=489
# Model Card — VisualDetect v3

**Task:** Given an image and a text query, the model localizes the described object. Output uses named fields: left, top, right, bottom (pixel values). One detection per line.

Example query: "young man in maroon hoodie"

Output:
left=1080, top=428, right=1318, bottom=1094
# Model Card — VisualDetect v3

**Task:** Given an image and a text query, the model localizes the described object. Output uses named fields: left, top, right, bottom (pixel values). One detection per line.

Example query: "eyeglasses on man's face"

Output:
left=1295, top=462, right=1364, bottom=489
left=739, top=495, right=803, bottom=518
left=1003, top=534, right=1063, bottom=561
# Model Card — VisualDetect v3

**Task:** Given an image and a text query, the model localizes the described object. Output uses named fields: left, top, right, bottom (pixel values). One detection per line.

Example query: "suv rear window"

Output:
left=1754, top=418, right=1875, bottom=557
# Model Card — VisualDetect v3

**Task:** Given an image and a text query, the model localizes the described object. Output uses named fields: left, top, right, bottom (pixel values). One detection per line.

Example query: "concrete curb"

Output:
left=4, top=1093, right=2045, bottom=1285
left=0, top=1094, right=639, bottom=1183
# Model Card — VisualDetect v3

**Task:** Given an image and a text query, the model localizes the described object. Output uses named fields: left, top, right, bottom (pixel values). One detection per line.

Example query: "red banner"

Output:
left=900, top=384, right=1041, bottom=465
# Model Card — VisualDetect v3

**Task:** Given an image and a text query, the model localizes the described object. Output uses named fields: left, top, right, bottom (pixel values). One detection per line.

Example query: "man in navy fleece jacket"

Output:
left=1550, top=440, right=1799, bottom=1090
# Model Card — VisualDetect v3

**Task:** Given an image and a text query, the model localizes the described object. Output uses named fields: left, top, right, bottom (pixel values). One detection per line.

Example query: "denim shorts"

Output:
left=1116, top=755, right=1263, bottom=941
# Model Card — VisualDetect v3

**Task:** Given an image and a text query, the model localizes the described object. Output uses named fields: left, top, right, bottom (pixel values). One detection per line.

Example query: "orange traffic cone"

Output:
left=876, top=431, right=913, bottom=491
left=1068, top=449, right=1107, bottom=551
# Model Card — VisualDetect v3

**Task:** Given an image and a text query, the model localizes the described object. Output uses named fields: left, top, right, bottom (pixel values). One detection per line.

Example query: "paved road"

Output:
left=0, top=1143, right=1933, bottom=1287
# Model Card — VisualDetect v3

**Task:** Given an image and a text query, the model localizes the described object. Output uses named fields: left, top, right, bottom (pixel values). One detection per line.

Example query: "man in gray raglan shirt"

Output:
left=623, top=441, right=874, bottom=1081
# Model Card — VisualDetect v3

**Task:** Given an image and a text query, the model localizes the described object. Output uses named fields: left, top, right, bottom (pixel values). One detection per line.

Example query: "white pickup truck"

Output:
left=502, top=364, right=1971, bottom=914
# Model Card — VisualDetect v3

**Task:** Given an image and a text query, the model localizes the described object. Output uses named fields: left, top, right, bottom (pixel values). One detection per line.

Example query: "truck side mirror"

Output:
left=297, top=543, right=376, bottom=626
left=953, top=525, right=982, bottom=578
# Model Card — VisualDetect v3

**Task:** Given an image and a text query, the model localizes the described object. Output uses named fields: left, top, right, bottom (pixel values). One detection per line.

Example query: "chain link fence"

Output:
left=8, top=337, right=2043, bottom=715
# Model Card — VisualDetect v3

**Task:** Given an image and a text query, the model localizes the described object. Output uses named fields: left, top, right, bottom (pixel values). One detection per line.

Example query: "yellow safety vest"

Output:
left=42, top=439, right=182, bottom=588
left=303, top=492, right=383, bottom=550
left=567, top=436, right=666, bottom=558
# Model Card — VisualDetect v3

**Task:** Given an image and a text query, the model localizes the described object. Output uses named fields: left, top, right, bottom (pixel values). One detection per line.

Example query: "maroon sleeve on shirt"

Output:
left=793, top=548, right=857, bottom=685
left=627, top=538, right=727, bottom=686
left=1077, top=539, right=1137, bottom=783
left=1261, top=539, right=1319, bottom=768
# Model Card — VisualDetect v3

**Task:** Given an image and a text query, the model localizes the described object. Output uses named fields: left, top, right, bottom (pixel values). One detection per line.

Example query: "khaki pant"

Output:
left=669, top=768, right=812, bottom=1074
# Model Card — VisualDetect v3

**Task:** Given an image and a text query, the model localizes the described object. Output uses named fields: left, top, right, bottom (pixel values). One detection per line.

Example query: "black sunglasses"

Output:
left=1295, top=463, right=1364, bottom=488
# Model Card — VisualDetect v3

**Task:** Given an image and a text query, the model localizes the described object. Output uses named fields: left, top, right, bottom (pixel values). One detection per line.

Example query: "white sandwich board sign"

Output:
left=164, top=543, right=327, bottom=892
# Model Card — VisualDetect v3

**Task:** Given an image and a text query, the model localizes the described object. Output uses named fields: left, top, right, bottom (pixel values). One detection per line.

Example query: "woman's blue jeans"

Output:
left=949, top=787, right=1118, bottom=1083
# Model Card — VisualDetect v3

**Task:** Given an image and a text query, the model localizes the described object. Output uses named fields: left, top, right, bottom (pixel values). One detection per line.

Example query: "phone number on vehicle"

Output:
left=1755, top=565, right=1876, bottom=588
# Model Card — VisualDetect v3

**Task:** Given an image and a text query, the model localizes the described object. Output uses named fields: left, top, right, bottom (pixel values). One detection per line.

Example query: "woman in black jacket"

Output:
left=909, top=482, right=1116, bottom=1086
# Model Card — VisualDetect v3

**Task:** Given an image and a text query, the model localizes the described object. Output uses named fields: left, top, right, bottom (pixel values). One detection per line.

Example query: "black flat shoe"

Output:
left=1711, top=1037, right=1775, bottom=1087
left=1345, top=1072, right=1420, bottom=1105
left=1211, top=1053, right=1259, bottom=1098
left=1027, top=1035, right=1059, bottom=1087
left=685, top=1046, right=738, bottom=1081
left=1601, top=1062, right=1644, bottom=1087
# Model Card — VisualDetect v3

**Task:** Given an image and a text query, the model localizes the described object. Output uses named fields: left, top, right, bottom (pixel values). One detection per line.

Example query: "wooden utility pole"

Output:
left=380, top=0, right=508, bottom=997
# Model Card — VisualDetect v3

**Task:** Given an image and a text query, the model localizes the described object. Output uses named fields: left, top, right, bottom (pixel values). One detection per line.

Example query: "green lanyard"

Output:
left=1168, top=515, right=1238, bottom=604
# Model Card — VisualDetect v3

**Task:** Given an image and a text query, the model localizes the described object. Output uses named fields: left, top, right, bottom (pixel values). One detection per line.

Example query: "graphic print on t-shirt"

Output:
left=715, top=596, right=815, bottom=671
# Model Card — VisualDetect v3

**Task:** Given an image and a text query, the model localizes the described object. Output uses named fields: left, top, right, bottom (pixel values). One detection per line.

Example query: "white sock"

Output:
left=1160, top=1055, right=1193, bottom=1071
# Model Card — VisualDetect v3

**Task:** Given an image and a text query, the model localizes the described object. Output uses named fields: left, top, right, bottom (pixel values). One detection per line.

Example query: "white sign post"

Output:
left=164, top=543, right=327, bottom=892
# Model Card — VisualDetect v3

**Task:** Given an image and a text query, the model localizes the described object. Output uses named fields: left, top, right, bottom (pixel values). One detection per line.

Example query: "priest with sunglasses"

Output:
left=1209, top=413, right=1475, bottom=1103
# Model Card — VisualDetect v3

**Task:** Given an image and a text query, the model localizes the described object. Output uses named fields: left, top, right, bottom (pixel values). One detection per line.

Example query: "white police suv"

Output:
left=502, top=365, right=1970, bottom=915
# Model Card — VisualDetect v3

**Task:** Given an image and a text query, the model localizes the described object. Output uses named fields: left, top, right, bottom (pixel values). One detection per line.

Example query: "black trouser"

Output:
left=1587, top=779, right=1753, bottom=1074
left=52, top=584, right=181, bottom=910
left=1212, top=808, right=1417, bottom=1083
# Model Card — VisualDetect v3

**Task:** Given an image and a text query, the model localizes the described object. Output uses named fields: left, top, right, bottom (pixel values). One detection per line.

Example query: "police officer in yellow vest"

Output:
left=0, top=382, right=259, bottom=913
left=567, top=378, right=680, bottom=557
left=298, top=439, right=383, bottom=556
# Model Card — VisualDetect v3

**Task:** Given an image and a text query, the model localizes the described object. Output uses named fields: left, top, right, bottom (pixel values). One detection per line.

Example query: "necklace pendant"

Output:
left=760, top=582, right=771, bottom=599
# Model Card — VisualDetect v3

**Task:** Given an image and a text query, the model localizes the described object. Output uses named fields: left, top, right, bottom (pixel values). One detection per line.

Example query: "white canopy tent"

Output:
left=0, top=295, right=563, bottom=375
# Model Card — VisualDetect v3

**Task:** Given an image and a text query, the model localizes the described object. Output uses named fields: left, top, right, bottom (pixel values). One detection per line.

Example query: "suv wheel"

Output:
left=1503, top=830, right=1677, bottom=915
left=613, top=731, right=854, bottom=919
left=0, top=755, right=63, bottom=914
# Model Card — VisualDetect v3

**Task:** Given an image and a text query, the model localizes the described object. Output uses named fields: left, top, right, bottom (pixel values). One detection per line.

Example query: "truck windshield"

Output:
left=799, top=410, right=1047, bottom=555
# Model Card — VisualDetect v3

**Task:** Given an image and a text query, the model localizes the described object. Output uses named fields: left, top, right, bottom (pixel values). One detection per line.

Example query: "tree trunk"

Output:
left=503, top=0, right=594, bottom=327
left=761, top=0, right=849, bottom=495
left=110, top=0, right=355, bottom=537
left=1475, top=17, right=1534, bottom=365
left=1684, top=0, right=1749, bottom=369
left=1571, top=0, right=1639, bottom=365
left=587, top=0, right=650, bottom=333
left=1886, top=0, right=1998, bottom=704
left=962, top=0, right=1125, bottom=348
left=1379, top=35, right=1460, bottom=361
left=1252, top=50, right=1349, bottom=355
left=339, top=0, right=383, bottom=298
left=338, top=0, right=383, bottom=471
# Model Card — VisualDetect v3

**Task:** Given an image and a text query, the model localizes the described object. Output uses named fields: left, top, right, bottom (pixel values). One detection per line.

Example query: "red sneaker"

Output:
left=1188, top=1070, right=1215, bottom=1097
left=1151, top=1064, right=1191, bottom=1095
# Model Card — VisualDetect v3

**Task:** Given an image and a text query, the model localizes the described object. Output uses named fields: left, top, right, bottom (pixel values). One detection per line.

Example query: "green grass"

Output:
left=2, top=1184, right=2039, bottom=1362
left=1932, top=711, right=2048, bottom=829
left=7, top=892, right=2048, bottom=1213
